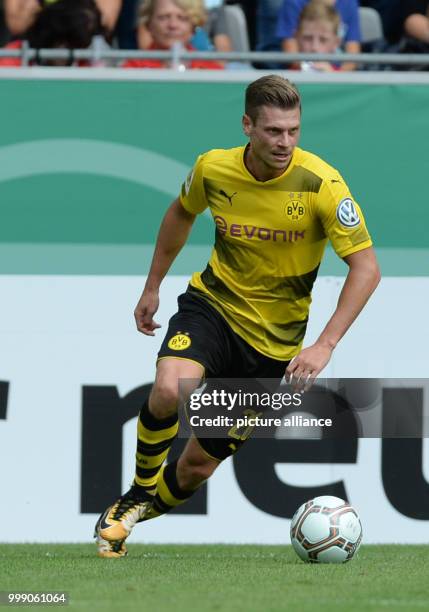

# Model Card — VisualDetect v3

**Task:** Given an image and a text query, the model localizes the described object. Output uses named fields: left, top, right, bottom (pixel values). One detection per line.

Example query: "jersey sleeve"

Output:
left=180, top=154, right=209, bottom=214
left=315, top=174, right=372, bottom=258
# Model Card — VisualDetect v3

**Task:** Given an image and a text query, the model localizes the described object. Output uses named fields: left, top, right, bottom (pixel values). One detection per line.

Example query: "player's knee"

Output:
left=149, top=379, right=180, bottom=419
left=176, top=455, right=218, bottom=490
left=149, top=359, right=203, bottom=420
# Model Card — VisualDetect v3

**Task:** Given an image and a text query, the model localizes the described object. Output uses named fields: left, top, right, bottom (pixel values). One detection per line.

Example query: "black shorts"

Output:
left=158, top=287, right=290, bottom=461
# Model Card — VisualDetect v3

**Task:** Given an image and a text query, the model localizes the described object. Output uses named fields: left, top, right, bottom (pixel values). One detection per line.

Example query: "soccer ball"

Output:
left=290, top=495, right=362, bottom=563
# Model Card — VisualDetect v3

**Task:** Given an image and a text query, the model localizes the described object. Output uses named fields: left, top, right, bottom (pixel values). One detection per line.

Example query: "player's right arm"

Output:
left=134, top=198, right=197, bottom=335
left=135, top=154, right=208, bottom=335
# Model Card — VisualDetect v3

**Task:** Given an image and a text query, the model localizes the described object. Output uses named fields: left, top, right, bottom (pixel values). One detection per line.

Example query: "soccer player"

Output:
left=94, top=74, right=381, bottom=557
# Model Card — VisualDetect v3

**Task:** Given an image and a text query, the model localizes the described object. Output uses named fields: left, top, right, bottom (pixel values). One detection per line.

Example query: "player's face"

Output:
left=297, top=19, right=339, bottom=54
left=243, top=105, right=301, bottom=180
left=148, top=0, right=194, bottom=48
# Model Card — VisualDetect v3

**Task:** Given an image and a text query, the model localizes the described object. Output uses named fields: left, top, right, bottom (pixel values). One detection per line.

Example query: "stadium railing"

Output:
left=2, top=43, right=429, bottom=69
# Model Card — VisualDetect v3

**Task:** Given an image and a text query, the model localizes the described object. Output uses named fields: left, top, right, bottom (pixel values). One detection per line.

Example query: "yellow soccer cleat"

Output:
left=94, top=512, right=128, bottom=558
left=96, top=486, right=152, bottom=542
left=95, top=533, right=128, bottom=559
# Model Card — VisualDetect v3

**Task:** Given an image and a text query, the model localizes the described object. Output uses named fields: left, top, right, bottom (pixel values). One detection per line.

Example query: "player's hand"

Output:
left=134, top=290, right=161, bottom=336
left=286, top=342, right=333, bottom=392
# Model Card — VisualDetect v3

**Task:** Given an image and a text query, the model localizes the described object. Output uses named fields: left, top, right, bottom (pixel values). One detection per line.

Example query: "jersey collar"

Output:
left=240, top=144, right=299, bottom=184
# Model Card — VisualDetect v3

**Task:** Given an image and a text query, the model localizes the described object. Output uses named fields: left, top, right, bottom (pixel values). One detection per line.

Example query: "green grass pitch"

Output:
left=1, top=545, right=428, bottom=611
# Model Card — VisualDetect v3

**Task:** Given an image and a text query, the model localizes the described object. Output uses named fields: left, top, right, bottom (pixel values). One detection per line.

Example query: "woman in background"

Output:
left=124, top=0, right=224, bottom=69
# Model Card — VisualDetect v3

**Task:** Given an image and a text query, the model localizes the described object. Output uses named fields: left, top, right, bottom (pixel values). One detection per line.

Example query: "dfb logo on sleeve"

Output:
left=185, top=169, right=195, bottom=195
left=336, top=198, right=361, bottom=228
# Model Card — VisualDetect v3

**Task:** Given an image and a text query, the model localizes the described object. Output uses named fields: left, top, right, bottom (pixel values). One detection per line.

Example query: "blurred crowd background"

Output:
left=1, top=0, right=429, bottom=70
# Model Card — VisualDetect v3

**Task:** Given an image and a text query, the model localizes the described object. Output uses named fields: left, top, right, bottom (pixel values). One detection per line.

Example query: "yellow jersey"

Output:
left=180, top=145, right=372, bottom=361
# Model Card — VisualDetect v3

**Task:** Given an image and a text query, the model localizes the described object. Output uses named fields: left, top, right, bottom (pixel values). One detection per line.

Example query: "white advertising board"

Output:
left=0, top=276, right=428, bottom=543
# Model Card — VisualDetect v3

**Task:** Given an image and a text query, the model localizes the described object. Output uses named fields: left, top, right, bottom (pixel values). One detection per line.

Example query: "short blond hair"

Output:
left=298, top=1, right=340, bottom=34
left=245, top=75, right=301, bottom=123
left=138, top=0, right=207, bottom=28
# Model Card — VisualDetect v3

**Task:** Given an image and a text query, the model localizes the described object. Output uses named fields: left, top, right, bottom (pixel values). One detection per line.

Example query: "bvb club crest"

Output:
left=168, top=332, right=192, bottom=351
left=285, top=199, right=306, bottom=221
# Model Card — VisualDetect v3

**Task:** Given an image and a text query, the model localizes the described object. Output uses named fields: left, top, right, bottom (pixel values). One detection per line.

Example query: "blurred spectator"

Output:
left=398, top=1, right=429, bottom=47
left=0, top=0, right=106, bottom=66
left=295, top=1, right=340, bottom=71
left=4, top=0, right=121, bottom=37
left=256, top=0, right=283, bottom=52
left=360, top=1, right=429, bottom=48
left=226, top=0, right=256, bottom=49
left=124, top=0, right=223, bottom=69
left=277, top=0, right=360, bottom=71
left=359, top=1, right=401, bottom=46
left=115, top=0, right=138, bottom=48
left=199, top=1, right=231, bottom=52
left=97, top=0, right=122, bottom=31
left=4, top=0, right=39, bottom=35
left=0, top=0, right=11, bottom=46
left=136, top=0, right=232, bottom=52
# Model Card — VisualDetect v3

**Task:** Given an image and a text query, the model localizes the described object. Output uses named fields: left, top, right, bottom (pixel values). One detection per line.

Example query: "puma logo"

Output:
left=219, top=189, right=237, bottom=205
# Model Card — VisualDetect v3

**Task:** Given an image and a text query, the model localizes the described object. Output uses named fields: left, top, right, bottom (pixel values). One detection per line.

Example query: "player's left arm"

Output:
left=287, top=172, right=380, bottom=386
left=286, top=246, right=380, bottom=385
